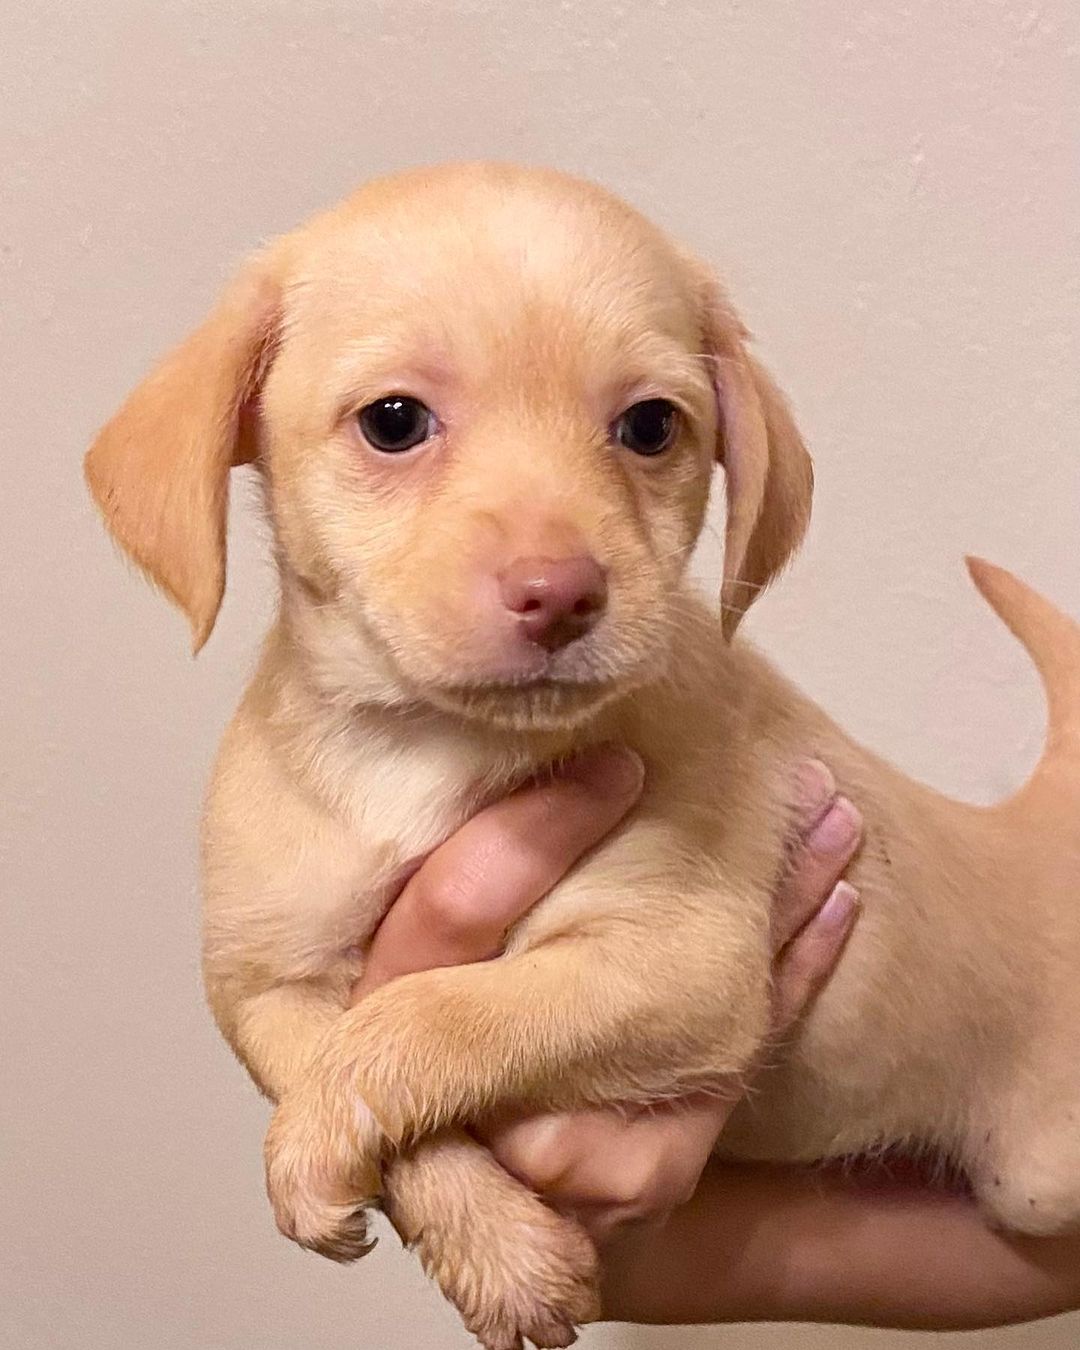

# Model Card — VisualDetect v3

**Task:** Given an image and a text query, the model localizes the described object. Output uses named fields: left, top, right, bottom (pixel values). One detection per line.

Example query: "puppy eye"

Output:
left=357, top=396, right=435, bottom=453
left=613, top=399, right=678, bottom=457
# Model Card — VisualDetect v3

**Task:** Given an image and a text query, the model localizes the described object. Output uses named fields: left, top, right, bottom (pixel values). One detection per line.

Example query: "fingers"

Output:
left=352, top=745, right=643, bottom=1000
left=351, top=748, right=857, bottom=1250
left=771, top=759, right=863, bottom=952
left=770, top=880, right=860, bottom=1032
left=483, top=1095, right=732, bottom=1244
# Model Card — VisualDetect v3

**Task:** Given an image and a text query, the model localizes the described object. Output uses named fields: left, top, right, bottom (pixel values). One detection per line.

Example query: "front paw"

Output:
left=264, top=1091, right=384, bottom=1262
left=387, top=1137, right=600, bottom=1350
left=450, top=1203, right=599, bottom=1350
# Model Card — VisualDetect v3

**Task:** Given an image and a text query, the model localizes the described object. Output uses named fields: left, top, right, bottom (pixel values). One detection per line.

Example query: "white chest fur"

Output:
left=211, top=696, right=556, bottom=989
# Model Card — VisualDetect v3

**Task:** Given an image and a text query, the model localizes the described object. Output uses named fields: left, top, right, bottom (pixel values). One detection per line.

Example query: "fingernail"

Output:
left=817, top=881, right=860, bottom=931
left=807, top=796, right=860, bottom=855
left=568, top=746, right=645, bottom=797
left=793, top=758, right=836, bottom=822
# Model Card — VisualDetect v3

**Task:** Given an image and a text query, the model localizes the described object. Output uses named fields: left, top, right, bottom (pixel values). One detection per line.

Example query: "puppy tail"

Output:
left=966, top=556, right=1080, bottom=786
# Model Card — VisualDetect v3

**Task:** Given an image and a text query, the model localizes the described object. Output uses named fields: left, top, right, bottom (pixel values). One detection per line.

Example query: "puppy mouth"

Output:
left=421, top=670, right=630, bottom=730
left=394, top=611, right=676, bottom=727
left=453, top=673, right=607, bottom=692
left=345, top=592, right=672, bottom=727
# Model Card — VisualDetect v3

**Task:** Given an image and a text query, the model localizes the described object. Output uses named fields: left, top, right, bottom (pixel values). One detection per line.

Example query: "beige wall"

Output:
left=3, top=2, right=1077, bottom=1348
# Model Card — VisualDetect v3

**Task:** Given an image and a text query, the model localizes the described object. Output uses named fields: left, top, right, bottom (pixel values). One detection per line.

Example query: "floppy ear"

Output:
left=84, top=259, right=280, bottom=651
left=697, top=276, right=814, bottom=638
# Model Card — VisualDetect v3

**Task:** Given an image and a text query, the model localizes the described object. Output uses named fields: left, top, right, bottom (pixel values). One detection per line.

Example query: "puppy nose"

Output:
left=499, top=556, right=608, bottom=652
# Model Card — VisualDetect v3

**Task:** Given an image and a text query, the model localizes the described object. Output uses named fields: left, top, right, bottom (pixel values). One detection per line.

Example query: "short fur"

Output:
left=86, top=163, right=1080, bottom=1350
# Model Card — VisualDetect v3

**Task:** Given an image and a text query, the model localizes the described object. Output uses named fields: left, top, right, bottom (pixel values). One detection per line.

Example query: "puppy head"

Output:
left=86, top=164, right=812, bottom=728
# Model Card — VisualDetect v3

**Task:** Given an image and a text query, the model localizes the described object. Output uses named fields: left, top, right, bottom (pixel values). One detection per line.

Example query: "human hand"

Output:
left=351, top=752, right=861, bottom=1243
left=351, top=756, right=1080, bottom=1333
left=473, top=758, right=860, bottom=1242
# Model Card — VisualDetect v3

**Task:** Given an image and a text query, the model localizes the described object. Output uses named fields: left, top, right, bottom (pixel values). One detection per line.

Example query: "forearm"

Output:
left=211, top=978, right=344, bottom=1102
left=599, top=1160, right=1080, bottom=1330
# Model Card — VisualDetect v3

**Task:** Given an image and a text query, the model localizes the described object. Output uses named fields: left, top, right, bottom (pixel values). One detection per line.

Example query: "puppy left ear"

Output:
left=84, top=257, right=281, bottom=651
left=694, top=272, right=814, bottom=638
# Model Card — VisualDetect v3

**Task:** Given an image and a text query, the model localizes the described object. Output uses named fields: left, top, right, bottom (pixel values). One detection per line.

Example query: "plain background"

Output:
left=2, top=2, right=1077, bottom=1348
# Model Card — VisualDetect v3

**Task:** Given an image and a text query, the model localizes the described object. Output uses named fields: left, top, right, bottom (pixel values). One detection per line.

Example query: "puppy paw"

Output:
left=264, top=1092, right=384, bottom=1262
left=976, top=1167, right=1080, bottom=1237
left=456, top=1205, right=599, bottom=1350
left=968, top=1109, right=1080, bottom=1238
left=409, top=1181, right=598, bottom=1348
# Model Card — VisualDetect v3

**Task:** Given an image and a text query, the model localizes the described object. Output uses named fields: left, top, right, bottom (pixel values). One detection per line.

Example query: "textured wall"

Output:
left=2, top=2, right=1077, bottom=1347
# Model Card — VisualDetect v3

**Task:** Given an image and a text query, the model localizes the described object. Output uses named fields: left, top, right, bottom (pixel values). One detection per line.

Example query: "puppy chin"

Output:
left=414, top=645, right=670, bottom=732
left=421, top=678, right=623, bottom=732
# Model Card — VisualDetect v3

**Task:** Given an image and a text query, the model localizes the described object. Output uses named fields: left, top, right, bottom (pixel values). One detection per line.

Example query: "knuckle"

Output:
left=606, top=1156, right=668, bottom=1211
left=521, top=1146, right=572, bottom=1195
left=603, top=1125, right=711, bottom=1215
left=791, top=759, right=836, bottom=829
left=494, top=1122, right=573, bottom=1194
left=411, top=866, right=489, bottom=943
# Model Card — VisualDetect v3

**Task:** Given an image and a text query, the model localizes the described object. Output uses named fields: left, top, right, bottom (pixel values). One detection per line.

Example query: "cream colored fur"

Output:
left=85, top=163, right=1080, bottom=1350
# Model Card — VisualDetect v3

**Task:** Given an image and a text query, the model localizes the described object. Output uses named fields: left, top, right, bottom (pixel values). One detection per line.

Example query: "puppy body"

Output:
left=208, top=567, right=1080, bottom=1178
left=86, top=164, right=1080, bottom=1349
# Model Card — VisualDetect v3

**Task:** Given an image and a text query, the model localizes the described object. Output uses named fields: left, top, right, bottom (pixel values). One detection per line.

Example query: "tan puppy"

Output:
left=85, top=163, right=1080, bottom=1350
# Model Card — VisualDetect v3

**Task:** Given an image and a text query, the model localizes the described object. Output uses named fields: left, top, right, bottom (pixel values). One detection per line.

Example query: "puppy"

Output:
left=85, top=163, right=1080, bottom=1350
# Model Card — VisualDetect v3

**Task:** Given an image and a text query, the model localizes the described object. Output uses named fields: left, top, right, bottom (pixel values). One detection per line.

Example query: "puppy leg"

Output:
left=265, top=895, right=769, bottom=1324
left=387, top=1133, right=598, bottom=1350
left=212, top=978, right=591, bottom=1346
left=970, top=1051, right=1080, bottom=1236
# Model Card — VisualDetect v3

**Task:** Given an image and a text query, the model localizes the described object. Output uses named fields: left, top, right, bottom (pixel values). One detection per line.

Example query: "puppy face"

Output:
left=86, top=164, right=812, bottom=730
left=264, top=171, right=716, bottom=726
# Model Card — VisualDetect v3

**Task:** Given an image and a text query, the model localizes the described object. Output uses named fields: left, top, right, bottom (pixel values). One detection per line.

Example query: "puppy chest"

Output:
left=262, top=806, right=479, bottom=982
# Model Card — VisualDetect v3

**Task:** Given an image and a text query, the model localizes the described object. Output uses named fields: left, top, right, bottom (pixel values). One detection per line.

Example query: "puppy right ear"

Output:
left=84, top=256, right=281, bottom=651
left=683, top=261, right=814, bottom=638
